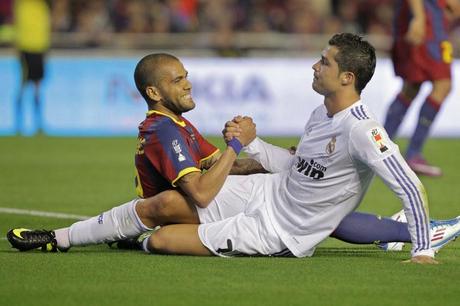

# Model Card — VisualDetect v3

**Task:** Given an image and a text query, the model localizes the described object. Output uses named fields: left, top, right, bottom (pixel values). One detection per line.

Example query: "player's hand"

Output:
left=232, top=115, right=244, bottom=123
left=222, top=120, right=242, bottom=142
left=235, top=116, right=256, bottom=146
left=402, top=255, right=439, bottom=265
left=405, top=17, right=425, bottom=45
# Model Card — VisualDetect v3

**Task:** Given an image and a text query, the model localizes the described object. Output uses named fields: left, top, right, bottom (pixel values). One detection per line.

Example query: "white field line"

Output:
left=0, top=207, right=91, bottom=240
left=0, top=207, right=90, bottom=220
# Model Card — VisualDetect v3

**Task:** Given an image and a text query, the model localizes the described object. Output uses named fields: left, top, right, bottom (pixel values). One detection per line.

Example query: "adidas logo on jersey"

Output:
left=295, top=157, right=327, bottom=180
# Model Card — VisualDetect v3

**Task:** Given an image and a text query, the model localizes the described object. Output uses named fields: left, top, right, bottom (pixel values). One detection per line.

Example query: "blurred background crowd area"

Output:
left=0, top=0, right=459, bottom=56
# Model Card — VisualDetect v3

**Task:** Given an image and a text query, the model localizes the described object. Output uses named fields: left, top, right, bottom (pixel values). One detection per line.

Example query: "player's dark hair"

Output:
left=134, top=53, right=179, bottom=103
left=328, top=33, right=376, bottom=94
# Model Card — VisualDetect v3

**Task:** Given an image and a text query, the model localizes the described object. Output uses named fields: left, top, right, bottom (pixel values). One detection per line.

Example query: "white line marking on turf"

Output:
left=0, top=207, right=90, bottom=220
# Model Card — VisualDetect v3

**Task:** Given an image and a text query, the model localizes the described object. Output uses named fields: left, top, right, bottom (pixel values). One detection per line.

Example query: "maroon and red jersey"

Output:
left=392, top=0, right=452, bottom=81
left=134, top=110, right=219, bottom=198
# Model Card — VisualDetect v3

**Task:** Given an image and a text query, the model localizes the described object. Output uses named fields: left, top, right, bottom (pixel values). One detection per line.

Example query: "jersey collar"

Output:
left=146, top=110, right=186, bottom=127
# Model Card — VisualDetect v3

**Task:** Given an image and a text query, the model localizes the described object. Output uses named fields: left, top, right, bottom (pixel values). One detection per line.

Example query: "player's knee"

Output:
left=402, top=82, right=421, bottom=100
left=432, top=80, right=452, bottom=101
left=142, top=191, right=178, bottom=220
left=148, top=229, right=169, bottom=253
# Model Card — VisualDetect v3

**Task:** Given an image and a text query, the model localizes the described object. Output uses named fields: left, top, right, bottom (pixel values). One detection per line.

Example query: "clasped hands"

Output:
left=222, top=115, right=256, bottom=146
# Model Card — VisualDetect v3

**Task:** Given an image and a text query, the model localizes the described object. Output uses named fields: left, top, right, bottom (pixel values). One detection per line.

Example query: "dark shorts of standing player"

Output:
left=19, top=51, right=46, bottom=82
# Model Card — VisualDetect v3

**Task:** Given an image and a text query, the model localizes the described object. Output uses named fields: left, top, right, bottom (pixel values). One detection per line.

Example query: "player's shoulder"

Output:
left=348, top=103, right=373, bottom=122
left=347, top=114, right=395, bottom=159
left=339, top=103, right=376, bottom=133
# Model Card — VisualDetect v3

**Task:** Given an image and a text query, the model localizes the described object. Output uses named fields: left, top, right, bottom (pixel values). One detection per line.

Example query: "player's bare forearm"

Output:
left=177, top=146, right=238, bottom=208
left=230, top=158, right=268, bottom=175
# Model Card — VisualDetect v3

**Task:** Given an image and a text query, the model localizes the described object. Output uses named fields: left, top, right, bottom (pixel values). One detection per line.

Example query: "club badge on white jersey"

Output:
left=325, top=136, right=336, bottom=155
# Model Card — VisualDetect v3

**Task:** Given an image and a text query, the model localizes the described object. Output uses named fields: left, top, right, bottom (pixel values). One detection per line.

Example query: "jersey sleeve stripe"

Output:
left=383, top=157, right=425, bottom=250
left=199, top=148, right=220, bottom=163
left=355, top=106, right=365, bottom=119
left=171, top=167, right=201, bottom=187
left=359, top=105, right=369, bottom=119
left=383, top=157, right=429, bottom=251
left=351, top=107, right=363, bottom=120
left=355, top=106, right=366, bottom=120
left=388, top=155, right=430, bottom=249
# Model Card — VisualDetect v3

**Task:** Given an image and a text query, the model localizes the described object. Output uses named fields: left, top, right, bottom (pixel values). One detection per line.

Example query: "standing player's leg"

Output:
left=384, top=81, right=421, bottom=139
left=31, top=52, right=46, bottom=134
left=15, top=52, right=28, bottom=135
left=405, top=78, right=451, bottom=176
left=33, top=80, right=43, bottom=134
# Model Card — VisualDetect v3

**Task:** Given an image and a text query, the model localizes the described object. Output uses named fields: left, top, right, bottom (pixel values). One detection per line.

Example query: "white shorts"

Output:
left=196, top=174, right=263, bottom=224
left=197, top=174, right=290, bottom=257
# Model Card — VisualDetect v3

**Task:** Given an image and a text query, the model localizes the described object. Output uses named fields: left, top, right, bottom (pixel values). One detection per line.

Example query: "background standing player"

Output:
left=14, top=0, right=50, bottom=135
left=384, top=0, right=460, bottom=176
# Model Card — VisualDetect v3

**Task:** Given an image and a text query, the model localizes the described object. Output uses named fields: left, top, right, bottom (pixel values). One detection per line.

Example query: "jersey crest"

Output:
left=172, top=139, right=186, bottom=162
left=326, top=136, right=336, bottom=155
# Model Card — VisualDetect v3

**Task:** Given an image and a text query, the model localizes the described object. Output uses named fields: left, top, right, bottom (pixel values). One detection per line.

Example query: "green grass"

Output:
left=1, top=136, right=460, bottom=306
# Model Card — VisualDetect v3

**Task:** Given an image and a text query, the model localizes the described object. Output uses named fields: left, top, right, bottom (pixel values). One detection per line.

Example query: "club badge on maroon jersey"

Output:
left=370, top=128, right=388, bottom=153
left=172, top=139, right=186, bottom=162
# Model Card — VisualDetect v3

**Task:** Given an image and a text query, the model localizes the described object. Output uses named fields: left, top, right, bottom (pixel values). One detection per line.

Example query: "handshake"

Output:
left=222, top=115, right=257, bottom=148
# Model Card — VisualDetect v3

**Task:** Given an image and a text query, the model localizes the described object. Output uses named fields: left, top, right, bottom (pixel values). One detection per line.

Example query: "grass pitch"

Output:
left=1, top=136, right=460, bottom=306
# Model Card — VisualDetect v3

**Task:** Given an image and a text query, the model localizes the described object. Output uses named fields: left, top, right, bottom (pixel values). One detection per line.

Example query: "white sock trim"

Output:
left=142, top=235, right=152, bottom=253
left=54, top=228, right=71, bottom=249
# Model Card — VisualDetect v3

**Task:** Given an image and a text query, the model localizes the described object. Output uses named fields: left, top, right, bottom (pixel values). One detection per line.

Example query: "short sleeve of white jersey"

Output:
left=348, top=120, right=434, bottom=258
left=244, top=137, right=294, bottom=173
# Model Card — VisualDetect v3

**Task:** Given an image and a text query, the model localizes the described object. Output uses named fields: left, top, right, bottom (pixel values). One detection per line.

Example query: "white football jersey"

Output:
left=244, top=101, right=433, bottom=258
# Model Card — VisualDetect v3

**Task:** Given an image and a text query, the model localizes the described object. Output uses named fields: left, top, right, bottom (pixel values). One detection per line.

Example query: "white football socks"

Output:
left=54, top=228, right=70, bottom=249
left=68, top=199, right=152, bottom=246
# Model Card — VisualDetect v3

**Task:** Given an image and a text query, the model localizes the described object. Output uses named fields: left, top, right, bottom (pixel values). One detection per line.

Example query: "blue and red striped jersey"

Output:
left=394, top=0, right=449, bottom=42
left=134, top=110, right=219, bottom=198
